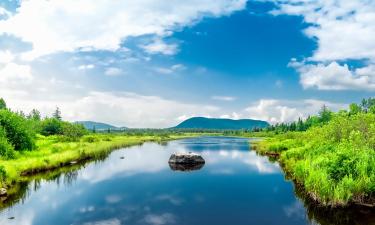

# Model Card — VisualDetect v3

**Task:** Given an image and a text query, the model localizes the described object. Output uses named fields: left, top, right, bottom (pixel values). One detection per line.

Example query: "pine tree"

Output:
left=52, top=107, right=62, bottom=120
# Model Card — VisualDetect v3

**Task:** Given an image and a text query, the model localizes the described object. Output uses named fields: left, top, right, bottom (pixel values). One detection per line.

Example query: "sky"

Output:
left=0, top=0, right=374, bottom=128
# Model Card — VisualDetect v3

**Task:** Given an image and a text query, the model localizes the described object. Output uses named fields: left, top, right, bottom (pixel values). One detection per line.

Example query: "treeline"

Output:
left=263, top=98, right=375, bottom=133
left=0, top=98, right=87, bottom=159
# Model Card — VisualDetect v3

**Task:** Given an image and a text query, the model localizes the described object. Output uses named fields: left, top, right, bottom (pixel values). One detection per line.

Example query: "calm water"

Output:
left=0, top=137, right=373, bottom=225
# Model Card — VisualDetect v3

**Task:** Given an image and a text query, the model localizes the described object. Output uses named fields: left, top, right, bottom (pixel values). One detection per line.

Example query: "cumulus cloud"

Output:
left=0, top=50, right=15, bottom=63
left=0, top=62, right=33, bottom=85
left=0, top=0, right=247, bottom=59
left=290, top=60, right=375, bottom=91
left=1, top=88, right=220, bottom=128
left=245, top=99, right=346, bottom=124
left=270, top=0, right=375, bottom=91
left=141, top=39, right=179, bottom=55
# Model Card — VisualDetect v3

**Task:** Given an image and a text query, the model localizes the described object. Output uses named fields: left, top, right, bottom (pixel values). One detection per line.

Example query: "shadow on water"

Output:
left=168, top=162, right=205, bottom=172
left=294, top=186, right=375, bottom=225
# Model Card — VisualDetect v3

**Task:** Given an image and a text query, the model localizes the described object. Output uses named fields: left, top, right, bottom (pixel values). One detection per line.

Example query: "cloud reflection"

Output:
left=79, top=138, right=281, bottom=183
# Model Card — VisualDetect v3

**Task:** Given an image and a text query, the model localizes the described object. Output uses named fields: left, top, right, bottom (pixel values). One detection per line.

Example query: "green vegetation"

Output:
left=0, top=98, right=198, bottom=189
left=253, top=98, right=375, bottom=207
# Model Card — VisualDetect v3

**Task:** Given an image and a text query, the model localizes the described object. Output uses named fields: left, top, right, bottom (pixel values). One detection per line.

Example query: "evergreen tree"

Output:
left=28, top=109, right=41, bottom=120
left=52, top=107, right=62, bottom=120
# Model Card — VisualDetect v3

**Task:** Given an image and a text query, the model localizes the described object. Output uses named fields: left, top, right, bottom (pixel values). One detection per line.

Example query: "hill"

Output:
left=174, top=117, right=269, bottom=130
left=75, top=121, right=126, bottom=130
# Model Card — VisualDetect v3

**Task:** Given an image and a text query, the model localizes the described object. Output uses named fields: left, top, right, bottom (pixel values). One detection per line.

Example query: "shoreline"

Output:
left=0, top=133, right=199, bottom=190
left=249, top=139, right=375, bottom=208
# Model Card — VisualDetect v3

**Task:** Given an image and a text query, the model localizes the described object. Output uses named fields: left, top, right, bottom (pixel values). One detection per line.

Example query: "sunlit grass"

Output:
left=0, top=133, right=198, bottom=188
left=257, top=113, right=375, bottom=206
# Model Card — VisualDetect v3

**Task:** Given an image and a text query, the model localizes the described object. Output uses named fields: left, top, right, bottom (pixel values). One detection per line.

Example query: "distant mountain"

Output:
left=75, top=121, right=126, bottom=130
left=174, top=117, right=269, bottom=130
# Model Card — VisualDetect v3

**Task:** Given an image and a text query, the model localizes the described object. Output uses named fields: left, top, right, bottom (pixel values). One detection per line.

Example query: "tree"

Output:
left=318, top=105, right=332, bottom=124
left=92, top=125, right=96, bottom=133
left=349, top=103, right=361, bottom=115
left=0, top=98, right=6, bottom=110
left=28, top=109, right=41, bottom=121
left=0, top=110, right=35, bottom=151
left=40, top=118, right=63, bottom=136
left=52, top=107, right=62, bottom=120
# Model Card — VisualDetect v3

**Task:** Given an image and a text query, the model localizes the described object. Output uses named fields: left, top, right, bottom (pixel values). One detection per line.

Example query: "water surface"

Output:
left=0, top=137, right=372, bottom=225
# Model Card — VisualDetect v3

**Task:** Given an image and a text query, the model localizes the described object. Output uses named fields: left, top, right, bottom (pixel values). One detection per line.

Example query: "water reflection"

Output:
left=0, top=137, right=373, bottom=225
left=168, top=162, right=205, bottom=171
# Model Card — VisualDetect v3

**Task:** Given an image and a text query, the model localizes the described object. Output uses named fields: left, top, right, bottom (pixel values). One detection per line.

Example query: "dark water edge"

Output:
left=0, top=137, right=374, bottom=225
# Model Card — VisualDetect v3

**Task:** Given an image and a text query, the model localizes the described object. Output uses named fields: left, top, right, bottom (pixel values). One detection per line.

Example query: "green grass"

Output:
left=256, top=113, right=375, bottom=206
left=0, top=132, right=198, bottom=189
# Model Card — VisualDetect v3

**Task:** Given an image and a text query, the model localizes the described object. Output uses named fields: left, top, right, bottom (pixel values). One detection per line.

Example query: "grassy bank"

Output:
left=0, top=133, right=197, bottom=189
left=253, top=113, right=375, bottom=207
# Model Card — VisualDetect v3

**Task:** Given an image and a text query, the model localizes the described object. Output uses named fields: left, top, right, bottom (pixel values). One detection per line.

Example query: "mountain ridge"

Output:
left=173, top=117, right=269, bottom=130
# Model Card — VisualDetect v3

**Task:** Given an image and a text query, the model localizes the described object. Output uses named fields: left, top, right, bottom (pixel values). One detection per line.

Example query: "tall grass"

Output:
left=259, top=113, right=375, bottom=206
left=0, top=133, right=197, bottom=188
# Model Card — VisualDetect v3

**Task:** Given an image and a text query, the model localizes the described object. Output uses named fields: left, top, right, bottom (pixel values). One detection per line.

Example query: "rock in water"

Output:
left=0, top=188, right=7, bottom=196
left=168, top=152, right=205, bottom=164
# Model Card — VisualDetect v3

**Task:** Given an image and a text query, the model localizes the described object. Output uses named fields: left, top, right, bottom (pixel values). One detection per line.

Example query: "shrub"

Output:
left=40, top=118, right=63, bottom=136
left=0, top=126, right=15, bottom=159
left=82, top=135, right=99, bottom=143
left=0, top=109, right=35, bottom=151
left=61, top=122, right=87, bottom=141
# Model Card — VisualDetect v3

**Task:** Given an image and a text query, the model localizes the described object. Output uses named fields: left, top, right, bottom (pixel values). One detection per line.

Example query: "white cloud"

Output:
left=245, top=99, right=346, bottom=124
left=141, top=39, right=179, bottom=55
left=0, top=7, right=11, bottom=18
left=211, top=96, right=236, bottom=101
left=154, top=64, right=186, bottom=74
left=0, top=50, right=15, bottom=63
left=78, top=64, right=95, bottom=70
left=0, top=62, right=33, bottom=84
left=0, top=0, right=247, bottom=59
left=219, top=112, right=240, bottom=119
left=270, top=0, right=375, bottom=91
left=105, top=67, right=123, bottom=76
left=143, top=213, right=176, bottom=225
left=1, top=90, right=220, bottom=128
left=290, top=60, right=375, bottom=91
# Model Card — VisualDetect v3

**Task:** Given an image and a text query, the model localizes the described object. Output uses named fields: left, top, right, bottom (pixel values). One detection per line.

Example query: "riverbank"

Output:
left=0, top=133, right=199, bottom=190
left=250, top=129, right=375, bottom=207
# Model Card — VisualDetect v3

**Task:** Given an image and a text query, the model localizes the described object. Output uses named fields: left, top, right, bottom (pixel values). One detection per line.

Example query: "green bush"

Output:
left=61, top=122, right=87, bottom=141
left=271, top=112, right=375, bottom=205
left=82, top=135, right=99, bottom=143
left=0, top=126, right=15, bottom=159
left=0, top=109, right=35, bottom=151
left=40, top=118, right=63, bottom=136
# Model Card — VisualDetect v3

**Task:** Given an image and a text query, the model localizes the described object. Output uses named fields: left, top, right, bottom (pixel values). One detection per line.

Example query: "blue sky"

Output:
left=0, top=0, right=374, bottom=127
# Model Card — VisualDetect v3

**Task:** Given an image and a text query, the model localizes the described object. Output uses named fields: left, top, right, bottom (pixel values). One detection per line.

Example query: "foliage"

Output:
left=0, top=98, right=6, bottom=110
left=40, top=118, right=64, bottom=136
left=0, top=109, right=35, bottom=151
left=0, top=126, right=15, bottom=159
left=52, top=107, right=62, bottom=120
left=27, top=109, right=41, bottom=121
left=61, top=122, right=88, bottom=141
left=261, top=111, right=375, bottom=206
